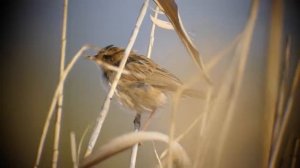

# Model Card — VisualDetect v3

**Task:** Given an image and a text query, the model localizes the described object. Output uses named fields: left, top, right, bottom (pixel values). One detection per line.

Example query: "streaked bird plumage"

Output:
left=87, top=45, right=205, bottom=129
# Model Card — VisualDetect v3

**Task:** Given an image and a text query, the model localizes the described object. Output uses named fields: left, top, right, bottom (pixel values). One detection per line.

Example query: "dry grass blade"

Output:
left=80, top=131, right=190, bottom=168
left=214, top=0, right=260, bottom=167
left=206, top=34, right=242, bottom=72
left=159, top=110, right=201, bottom=160
left=159, top=87, right=213, bottom=165
left=193, top=87, right=213, bottom=168
left=152, top=141, right=163, bottom=168
left=77, top=126, right=90, bottom=164
left=269, top=61, right=300, bottom=167
left=70, top=132, right=78, bottom=168
left=154, top=0, right=212, bottom=84
left=84, top=0, right=150, bottom=157
left=264, top=0, right=284, bottom=166
left=194, top=30, right=242, bottom=167
left=34, top=45, right=90, bottom=168
left=272, top=37, right=291, bottom=145
left=167, top=90, right=181, bottom=168
left=175, top=113, right=202, bottom=142
left=159, top=32, right=243, bottom=162
left=166, top=76, right=202, bottom=168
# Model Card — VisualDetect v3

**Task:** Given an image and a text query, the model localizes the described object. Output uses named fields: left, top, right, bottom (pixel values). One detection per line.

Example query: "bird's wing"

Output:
left=125, top=55, right=182, bottom=92
left=146, top=67, right=182, bottom=91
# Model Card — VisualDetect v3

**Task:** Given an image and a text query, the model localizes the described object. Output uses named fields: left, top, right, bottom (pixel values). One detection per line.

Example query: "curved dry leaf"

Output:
left=154, top=0, right=212, bottom=84
left=80, top=131, right=190, bottom=168
left=150, top=15, right=174, bottom=30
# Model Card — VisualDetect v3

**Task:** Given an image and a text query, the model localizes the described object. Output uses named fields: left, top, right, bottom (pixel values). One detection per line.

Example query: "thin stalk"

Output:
left=193, top=87, right=213, bottom=168
left=147, top=6, right=159, bottom=58
left=130, top=129, right=140, bottom=168
left=130, top=113, right=141, bottom=168
left=34, top=45, right=90, bottom=168
left=52, top=0, right=68, bottom=167
left=206, top=34, right=242, bottom=72
left=152, top=141, right=163, bottom=168
left=272, top=38, right=291, bottom=145
left=84, top=0, right=150, bottom=157
left=159, top=101, right=202, bottom=160
left=77, top=125, right=90, bottom=164
left=129, top=2, right=156, bottom=168
left=159, top=77, right=201, bottom=160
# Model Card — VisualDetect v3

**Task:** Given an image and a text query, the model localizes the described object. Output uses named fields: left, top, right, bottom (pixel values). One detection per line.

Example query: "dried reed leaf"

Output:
left=80, top=131, right=190, bottom=168
left=150, top=15, right=174, bottom=30
left=154, top=0, right=212, bottom=84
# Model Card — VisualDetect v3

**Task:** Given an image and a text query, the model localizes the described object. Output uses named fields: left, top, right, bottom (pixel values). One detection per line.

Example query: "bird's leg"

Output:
left=133, top=113, right=141, bottom=130
left=141, top=110, right=156, bottom=131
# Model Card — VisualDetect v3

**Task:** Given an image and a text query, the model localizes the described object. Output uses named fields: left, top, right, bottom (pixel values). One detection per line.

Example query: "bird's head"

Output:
left=86, top=45, right=125, bottom=68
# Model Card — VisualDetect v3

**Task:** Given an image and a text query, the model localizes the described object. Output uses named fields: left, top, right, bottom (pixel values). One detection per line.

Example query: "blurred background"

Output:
left=1, top=0, right=299, bottom=167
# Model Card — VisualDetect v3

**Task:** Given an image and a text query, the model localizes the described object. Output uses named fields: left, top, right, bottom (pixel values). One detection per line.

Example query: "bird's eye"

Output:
left=103, top=54, right=113, bottom=62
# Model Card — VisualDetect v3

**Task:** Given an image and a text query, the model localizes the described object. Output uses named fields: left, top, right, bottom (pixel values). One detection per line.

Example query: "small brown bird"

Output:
left=87, top=45, right=204, bottom=130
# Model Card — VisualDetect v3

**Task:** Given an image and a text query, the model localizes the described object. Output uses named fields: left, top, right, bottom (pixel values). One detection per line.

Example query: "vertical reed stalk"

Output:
left=130, top=129, right=140, bottom=168
left=147, top=6, right=159, bottom=58
left=52, top=0, right=68, bottom=167
left=84, top=0, right=150, bottom=160
left=264, top=0, right=283, bottom=167
left=269, top=63, right=300, bottom=167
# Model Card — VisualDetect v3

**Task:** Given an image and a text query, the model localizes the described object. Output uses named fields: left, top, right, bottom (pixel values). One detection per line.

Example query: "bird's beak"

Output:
left=85, top=55, right=95, bottom=61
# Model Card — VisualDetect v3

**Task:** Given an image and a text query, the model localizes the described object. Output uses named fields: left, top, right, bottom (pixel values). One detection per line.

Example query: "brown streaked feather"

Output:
left=89, top=45, right=206, bottom=132
left=124, top=54, right=182, bottom=92
left=92, top=45, right=205, bottom=115
left=145, top=67, right=182, bottom=91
